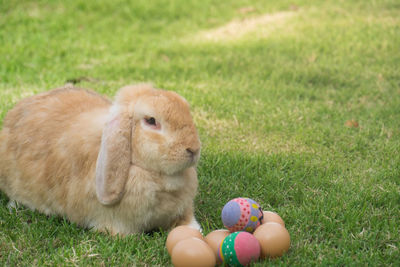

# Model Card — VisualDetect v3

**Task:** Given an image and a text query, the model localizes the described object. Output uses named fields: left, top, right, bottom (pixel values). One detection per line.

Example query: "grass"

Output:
left=0, top=0, right=399, bottom=265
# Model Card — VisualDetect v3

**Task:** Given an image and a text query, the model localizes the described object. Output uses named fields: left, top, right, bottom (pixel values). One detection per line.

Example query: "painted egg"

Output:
left=166, top=225, right=203, bottom=255
left=221, top=197, right=263, bottom=233
left=219, top=231, right=260, bottom=267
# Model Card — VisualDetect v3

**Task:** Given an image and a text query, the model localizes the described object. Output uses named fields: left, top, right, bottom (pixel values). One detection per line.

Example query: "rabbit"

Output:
left=0, top=84, right=202, bottom=235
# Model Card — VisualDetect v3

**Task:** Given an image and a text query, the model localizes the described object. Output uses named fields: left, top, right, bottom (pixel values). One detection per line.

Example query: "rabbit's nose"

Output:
left=186, top=148, right=199, bottom=157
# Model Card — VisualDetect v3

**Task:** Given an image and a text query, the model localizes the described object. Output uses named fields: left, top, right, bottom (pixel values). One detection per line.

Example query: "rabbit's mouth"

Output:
left=160, top=154, right=199, bottom=175
left=183, top=148, right=200, bottom=168
left=186, top=147, right=200, bottom=163
left=176, top=156, right=198, bottom=171
left=188, top=152, right=200, bottom=166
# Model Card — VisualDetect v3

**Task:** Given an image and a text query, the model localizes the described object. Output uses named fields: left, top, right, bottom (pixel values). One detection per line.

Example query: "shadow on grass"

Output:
left=196, top=150, right=339, bottom=229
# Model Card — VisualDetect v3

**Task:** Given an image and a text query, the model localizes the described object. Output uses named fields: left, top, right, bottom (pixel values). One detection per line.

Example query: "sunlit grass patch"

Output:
left=193, top=11, right=295, bottom=42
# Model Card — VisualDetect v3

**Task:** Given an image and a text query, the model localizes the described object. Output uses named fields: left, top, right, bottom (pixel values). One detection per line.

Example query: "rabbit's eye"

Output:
left=145, top=117, right=156, bottom=125
left=143, top=117, right=161, bottom=130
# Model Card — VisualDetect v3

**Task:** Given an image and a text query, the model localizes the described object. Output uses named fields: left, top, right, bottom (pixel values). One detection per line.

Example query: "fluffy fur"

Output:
left=0, top=84, right=201, bottom=235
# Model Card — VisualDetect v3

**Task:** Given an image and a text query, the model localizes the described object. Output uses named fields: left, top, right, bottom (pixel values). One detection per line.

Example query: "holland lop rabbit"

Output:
left=0, top=84, right=201, bottom=235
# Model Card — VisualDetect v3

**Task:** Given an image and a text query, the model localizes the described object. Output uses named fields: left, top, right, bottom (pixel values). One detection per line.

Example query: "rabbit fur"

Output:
left=0, top=84, right=201, bottom=235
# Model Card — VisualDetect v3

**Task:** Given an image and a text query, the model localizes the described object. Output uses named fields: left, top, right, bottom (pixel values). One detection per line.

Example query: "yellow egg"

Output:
left=262, top=211, right=285, bottom=227
left=171, top=237, right=216, bottom=267
left=204, top=229, right=230, bottom=264
left=253, top=222, right=290, bottom=258
left=166, top=226, right=203, bottom=255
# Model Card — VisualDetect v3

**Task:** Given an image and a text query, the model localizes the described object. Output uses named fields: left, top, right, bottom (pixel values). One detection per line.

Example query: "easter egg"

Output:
left=166, top=225, right=203, bottom=255
left=262, top=211, right=285, bottom=227
left=253, top=222, right=290, bottom=258
left=221, top=197, right=263, bottom=233
left=171, top=237, right=216, bottom=267
left=204, top=229, right=230, bottom=264
left=219, top=231, right=260, bottom=267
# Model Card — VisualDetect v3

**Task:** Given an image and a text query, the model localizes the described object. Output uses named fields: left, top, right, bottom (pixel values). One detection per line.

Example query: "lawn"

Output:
left=0, top=0, right=399, bottom=266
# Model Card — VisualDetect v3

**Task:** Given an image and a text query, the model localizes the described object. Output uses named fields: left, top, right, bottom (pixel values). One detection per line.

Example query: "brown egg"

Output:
left=171, top=237, right=216, bottom=267
left=166, top=226, right=203, bottom=255
left=262, top=211, right=285, bottom=227
left=253, top=222, right=290, bottom=258
left=204, top=229, right=230, bottom=264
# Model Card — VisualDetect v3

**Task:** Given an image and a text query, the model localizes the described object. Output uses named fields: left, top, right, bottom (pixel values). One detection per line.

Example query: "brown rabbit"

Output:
left=0, top=84, right=201, bottom=235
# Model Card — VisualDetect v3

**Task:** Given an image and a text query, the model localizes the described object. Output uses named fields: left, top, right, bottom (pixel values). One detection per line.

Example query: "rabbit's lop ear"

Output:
left=95, top=106, right=132, bottom=205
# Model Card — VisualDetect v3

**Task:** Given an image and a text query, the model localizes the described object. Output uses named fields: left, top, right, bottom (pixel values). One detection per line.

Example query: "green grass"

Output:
left=1, top=0, right=399, bottom=265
